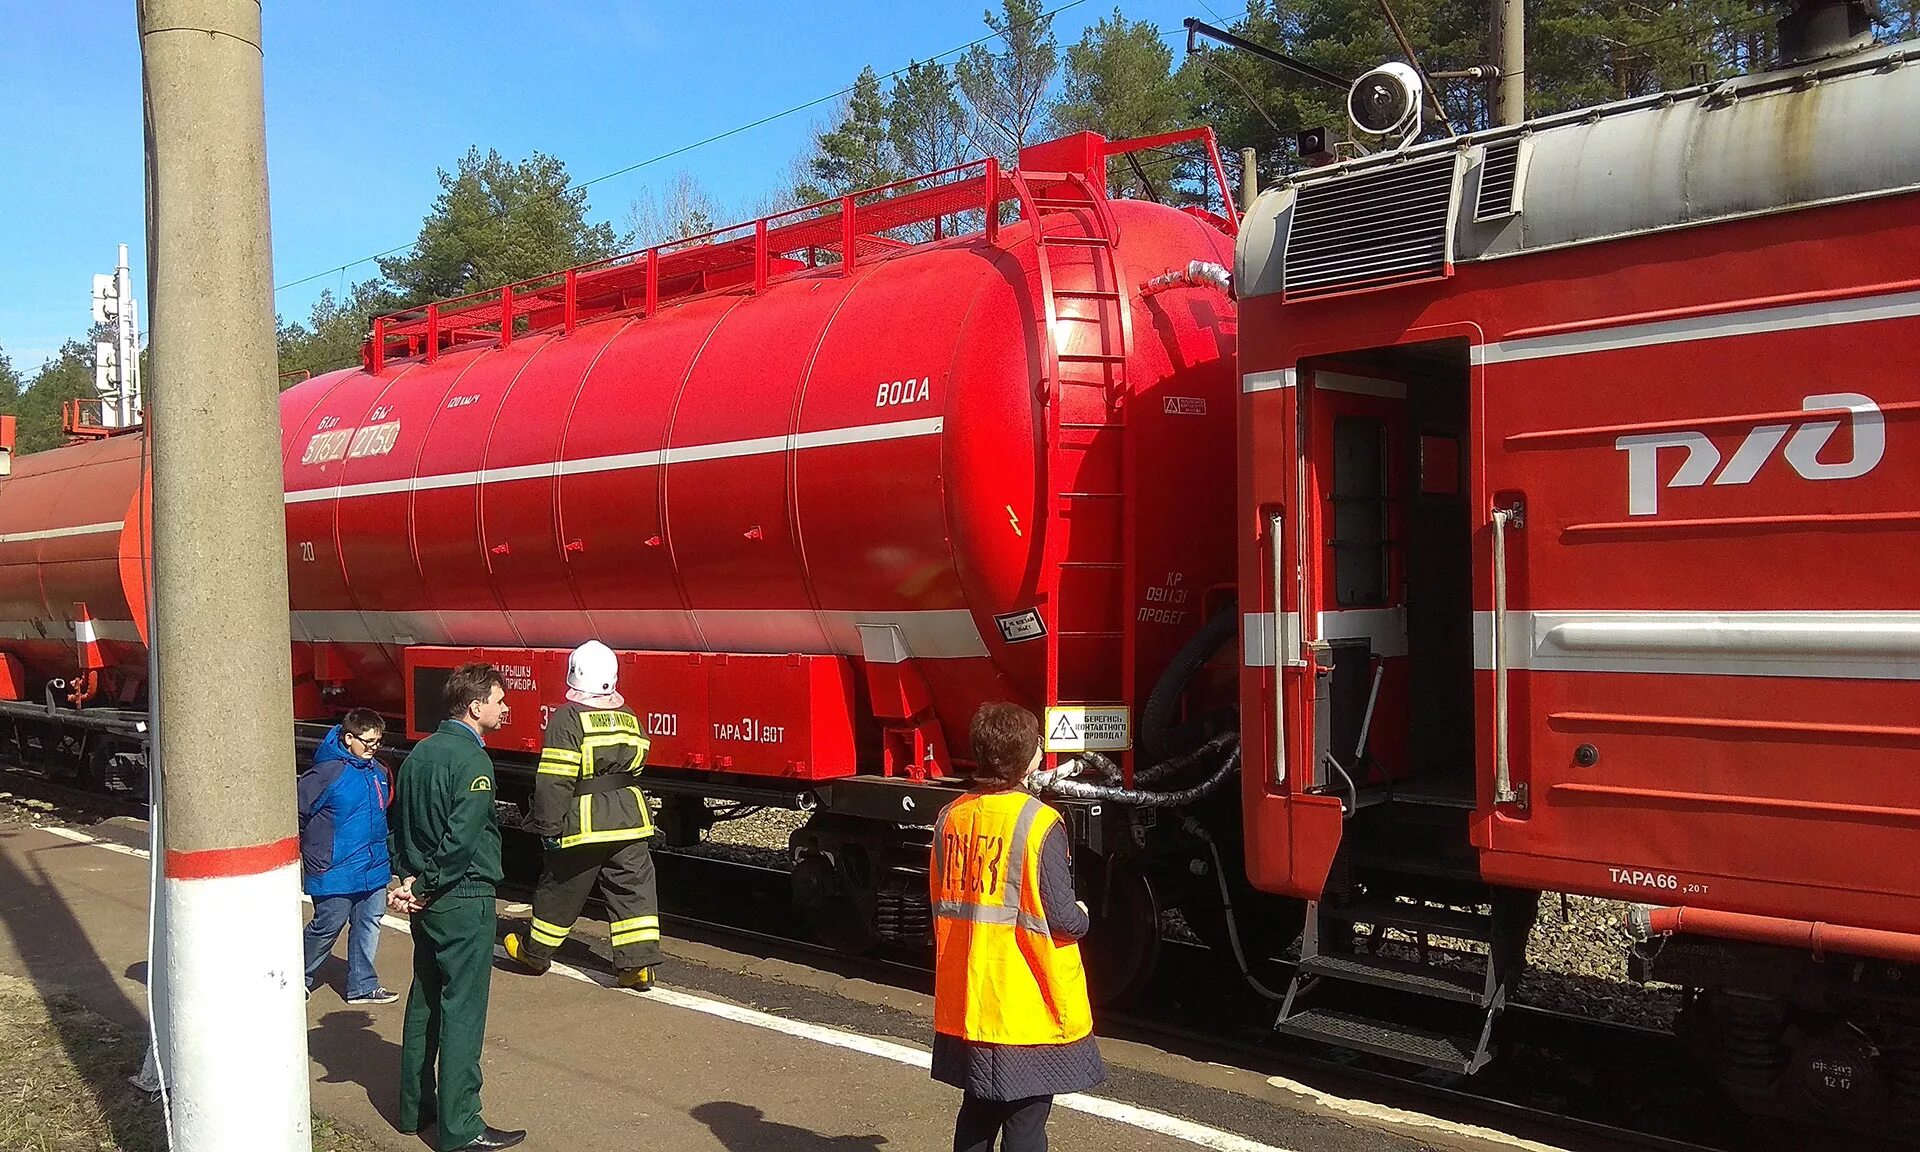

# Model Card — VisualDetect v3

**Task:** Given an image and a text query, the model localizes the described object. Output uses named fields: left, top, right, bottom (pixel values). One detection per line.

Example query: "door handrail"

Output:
left=1490, top=503, right=1525, bottom=807
left=1268, top=508, right=1287, bottom=788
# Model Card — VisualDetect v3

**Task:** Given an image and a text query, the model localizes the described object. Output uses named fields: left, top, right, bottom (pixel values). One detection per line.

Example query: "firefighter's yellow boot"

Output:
left=502, top=932, right=549, bottom=976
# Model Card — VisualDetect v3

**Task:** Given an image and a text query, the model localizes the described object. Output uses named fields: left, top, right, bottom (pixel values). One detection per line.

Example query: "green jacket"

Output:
left=389, top=720, right=504, bottom=901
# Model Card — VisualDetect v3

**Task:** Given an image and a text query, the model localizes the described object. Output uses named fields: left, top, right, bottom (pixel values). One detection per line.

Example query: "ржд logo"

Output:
left=1614, top=393, right=1884, bottom=516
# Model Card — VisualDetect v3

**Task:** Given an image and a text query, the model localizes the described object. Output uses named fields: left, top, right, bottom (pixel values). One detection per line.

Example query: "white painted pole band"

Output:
left=162, top=863, right=312, bottom=1150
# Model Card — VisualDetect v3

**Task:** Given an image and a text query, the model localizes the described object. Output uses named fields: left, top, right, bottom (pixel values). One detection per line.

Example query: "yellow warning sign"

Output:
left=1044, top=706, right=1132, bottom=753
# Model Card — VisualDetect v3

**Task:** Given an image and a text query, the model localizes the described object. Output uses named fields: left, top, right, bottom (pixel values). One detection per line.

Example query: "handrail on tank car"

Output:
left=362, top=127, right=1235, bottom=374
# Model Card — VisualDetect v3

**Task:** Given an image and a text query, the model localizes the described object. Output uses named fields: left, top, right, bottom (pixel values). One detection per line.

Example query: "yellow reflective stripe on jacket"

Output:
left=578, top=732, right=648, bottom=779
left=536, top=747, right=582, bottom=777
left=530, top=917, right=571, bottom=947
left=558, top=787, right=655, bottom=847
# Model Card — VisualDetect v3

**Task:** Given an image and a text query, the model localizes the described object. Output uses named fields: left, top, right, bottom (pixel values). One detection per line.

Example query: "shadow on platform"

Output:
left=691, top=1101, right=890, bottom=1150
left=310, top=1007, right=405, bottom=1127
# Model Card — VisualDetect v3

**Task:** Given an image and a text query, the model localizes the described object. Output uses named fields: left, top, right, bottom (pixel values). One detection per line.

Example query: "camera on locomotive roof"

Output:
left=1294, top=127, right=1335, bottom=167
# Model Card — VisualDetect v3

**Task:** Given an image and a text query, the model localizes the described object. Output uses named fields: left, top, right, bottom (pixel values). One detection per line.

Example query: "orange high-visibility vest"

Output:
left=930, top=790, right=1093, bottom=1045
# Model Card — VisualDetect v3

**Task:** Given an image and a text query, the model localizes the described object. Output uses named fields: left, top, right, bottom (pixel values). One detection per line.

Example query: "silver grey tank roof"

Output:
left=1237, top=41, right=1920, bottom=301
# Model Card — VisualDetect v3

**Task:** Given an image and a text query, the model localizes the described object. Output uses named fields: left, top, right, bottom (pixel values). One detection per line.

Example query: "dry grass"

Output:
left=0, top=974, right=379, bottom=1151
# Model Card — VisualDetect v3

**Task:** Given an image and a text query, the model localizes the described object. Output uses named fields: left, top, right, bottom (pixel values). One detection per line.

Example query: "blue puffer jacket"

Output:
left=297, top=725, right=393, bottom=897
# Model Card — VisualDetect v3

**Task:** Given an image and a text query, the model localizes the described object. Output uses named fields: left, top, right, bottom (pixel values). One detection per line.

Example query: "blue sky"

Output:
left=0, top=0, right=1220, bottom=376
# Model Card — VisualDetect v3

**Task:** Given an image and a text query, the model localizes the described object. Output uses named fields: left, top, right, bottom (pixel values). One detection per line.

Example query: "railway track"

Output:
left=0, top=757, right=1876, bottom=1152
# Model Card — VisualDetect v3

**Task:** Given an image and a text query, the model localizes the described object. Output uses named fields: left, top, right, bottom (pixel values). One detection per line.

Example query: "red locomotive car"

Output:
left=1235, top=13, right=1920, bottom=1127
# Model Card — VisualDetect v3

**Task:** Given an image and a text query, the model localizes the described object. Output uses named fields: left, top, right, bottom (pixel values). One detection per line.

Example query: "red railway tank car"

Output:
left=0, top=432, right=148, bottom=709
left=0, top=130, right=1250, bottom=985
left=278, top=131, right=1242, bottom=790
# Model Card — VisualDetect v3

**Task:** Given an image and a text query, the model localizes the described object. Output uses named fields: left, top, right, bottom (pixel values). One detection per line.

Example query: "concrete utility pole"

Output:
left=1491, top=0, right=1526, bottom=125
left=139, top=2, right=310, bottom=1148
left=1239, top=147, right=1259, bottom=215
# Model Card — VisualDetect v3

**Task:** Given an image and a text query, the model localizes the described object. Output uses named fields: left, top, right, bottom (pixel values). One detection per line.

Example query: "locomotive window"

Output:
left=1332, top=416, right=1389, bottom=606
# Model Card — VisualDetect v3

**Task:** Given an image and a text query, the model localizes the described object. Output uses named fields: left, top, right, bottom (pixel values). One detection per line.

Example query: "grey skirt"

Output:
left=931, top=1032, right=1107, bottom=1100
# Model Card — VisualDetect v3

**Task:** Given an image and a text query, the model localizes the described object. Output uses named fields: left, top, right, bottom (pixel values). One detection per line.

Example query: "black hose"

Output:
left=1141, top=601, right=1238, bottom=761
left=1041, top=738, right=1241, bottom=807
left=1077, top=730, right=1237, bottom=788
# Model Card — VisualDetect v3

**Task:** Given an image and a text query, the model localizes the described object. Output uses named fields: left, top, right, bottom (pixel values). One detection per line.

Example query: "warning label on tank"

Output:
left=1044, top=706, right=1131, bottom=753
left=1162, top=396, right=1208, bottom=416
left=994, top=608, right=1046, bottom=644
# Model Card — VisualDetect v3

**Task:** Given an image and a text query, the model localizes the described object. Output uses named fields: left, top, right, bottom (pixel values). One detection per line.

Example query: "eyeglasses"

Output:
left=350, top=733, right=384, bottom=751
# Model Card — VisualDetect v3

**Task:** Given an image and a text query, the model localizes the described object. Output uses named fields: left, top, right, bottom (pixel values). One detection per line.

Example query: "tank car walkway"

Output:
left=0, top=818, right=1593, bottom=1152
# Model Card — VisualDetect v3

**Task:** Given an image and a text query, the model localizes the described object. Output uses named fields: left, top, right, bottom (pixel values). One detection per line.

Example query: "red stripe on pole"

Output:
left=164, top=835, right=300, bottom=879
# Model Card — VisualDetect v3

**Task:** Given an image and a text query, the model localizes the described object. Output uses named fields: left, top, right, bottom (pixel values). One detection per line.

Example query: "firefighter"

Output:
left=503, top=640, right=662, bottom=989
left=929, top=702, right=1106, bottom=1152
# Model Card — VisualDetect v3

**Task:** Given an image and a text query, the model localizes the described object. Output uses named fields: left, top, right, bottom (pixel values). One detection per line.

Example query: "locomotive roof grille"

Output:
left=1282, top=151, right=1460, bottom=299
left=1473, top=138, right=1525, bottom=222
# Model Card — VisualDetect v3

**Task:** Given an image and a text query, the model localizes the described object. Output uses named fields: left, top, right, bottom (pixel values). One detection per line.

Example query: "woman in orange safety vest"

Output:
left=930, top=702, right=1106, bottom=1152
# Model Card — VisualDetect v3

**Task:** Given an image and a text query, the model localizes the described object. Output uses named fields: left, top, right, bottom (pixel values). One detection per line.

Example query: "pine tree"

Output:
left=11, top=341, right=98, bottom=454
left=0, top=343, right=20, bottom=416
left=795, top=67, right=902, bottom=203
left=276, top=279, right=402, bottom=382
left=378, top=148, right=623, bottom=302
left=889, top=60, right=974, bottom=175
left=956, top=0, right=1062, bottom=159
left=1054, top=9, right=1200, bottom=200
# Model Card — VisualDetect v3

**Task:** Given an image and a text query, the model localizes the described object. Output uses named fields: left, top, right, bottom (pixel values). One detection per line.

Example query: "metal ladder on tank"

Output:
left=1007, top=169, right=1138, bottom=771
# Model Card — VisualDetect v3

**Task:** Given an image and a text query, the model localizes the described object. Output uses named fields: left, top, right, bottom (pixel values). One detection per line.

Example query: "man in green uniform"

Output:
left=503, top=640, right=663, bottom=988
left=387, top=663, right=526, bottom=1151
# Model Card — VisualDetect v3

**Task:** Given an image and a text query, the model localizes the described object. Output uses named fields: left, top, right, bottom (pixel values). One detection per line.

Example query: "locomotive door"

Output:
left=1303, top=369, right=1411, bottom=799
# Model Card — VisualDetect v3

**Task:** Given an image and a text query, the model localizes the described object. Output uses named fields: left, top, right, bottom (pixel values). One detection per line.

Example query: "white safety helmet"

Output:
left=565, top=640, right=623, bottom=707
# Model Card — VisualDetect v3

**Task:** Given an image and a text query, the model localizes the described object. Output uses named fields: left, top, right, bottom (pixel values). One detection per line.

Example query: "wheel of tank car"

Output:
left=1084, top=857, right=1161, bottom=1006
left=113, top=747, right=150, bottom=803
left=79, top=743, right=111, bottom=793
left=790, top=848, right=880, bottom=955
left=45, top=732, right=87, bottom=783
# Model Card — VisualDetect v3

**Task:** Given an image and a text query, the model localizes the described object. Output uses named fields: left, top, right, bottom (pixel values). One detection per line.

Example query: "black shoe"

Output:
left=455, top=1125, right=526, bottom=1150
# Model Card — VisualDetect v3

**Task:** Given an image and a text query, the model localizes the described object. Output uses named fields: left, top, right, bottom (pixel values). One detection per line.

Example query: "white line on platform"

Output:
left=42, top=823, right=1561, bottom=1152
left=42, top=824, right=149, bottom=858
left=528, top=947, right=1301, bottom=1152
left=1265, top=1076, right=1572, bottom=1152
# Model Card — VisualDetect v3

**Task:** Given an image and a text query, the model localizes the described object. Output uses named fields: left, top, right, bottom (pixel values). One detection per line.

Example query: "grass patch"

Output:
left=0, top=974, right=379, bottom=1151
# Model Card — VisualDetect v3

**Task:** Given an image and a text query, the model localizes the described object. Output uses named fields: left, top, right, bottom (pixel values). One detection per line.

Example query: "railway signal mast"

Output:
left=90, top=244, right=143, bottom=429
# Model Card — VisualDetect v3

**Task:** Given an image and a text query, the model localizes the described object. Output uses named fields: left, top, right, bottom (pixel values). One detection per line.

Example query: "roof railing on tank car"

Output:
left=362, top=127, right=1237, bottom=373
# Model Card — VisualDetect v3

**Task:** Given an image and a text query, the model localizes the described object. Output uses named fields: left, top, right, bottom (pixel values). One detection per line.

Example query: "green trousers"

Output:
left=399, top=892, right=495, bottom=1151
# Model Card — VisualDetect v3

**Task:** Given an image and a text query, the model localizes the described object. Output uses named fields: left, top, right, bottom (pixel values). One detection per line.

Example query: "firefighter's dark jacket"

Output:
left=388, top=720, right=504, bottom=901
left=530, top=703, right=654, bottom=847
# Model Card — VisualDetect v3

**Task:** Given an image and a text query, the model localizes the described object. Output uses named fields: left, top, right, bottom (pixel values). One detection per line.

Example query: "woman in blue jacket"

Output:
left=299, top=709, right=397, bottom=1004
